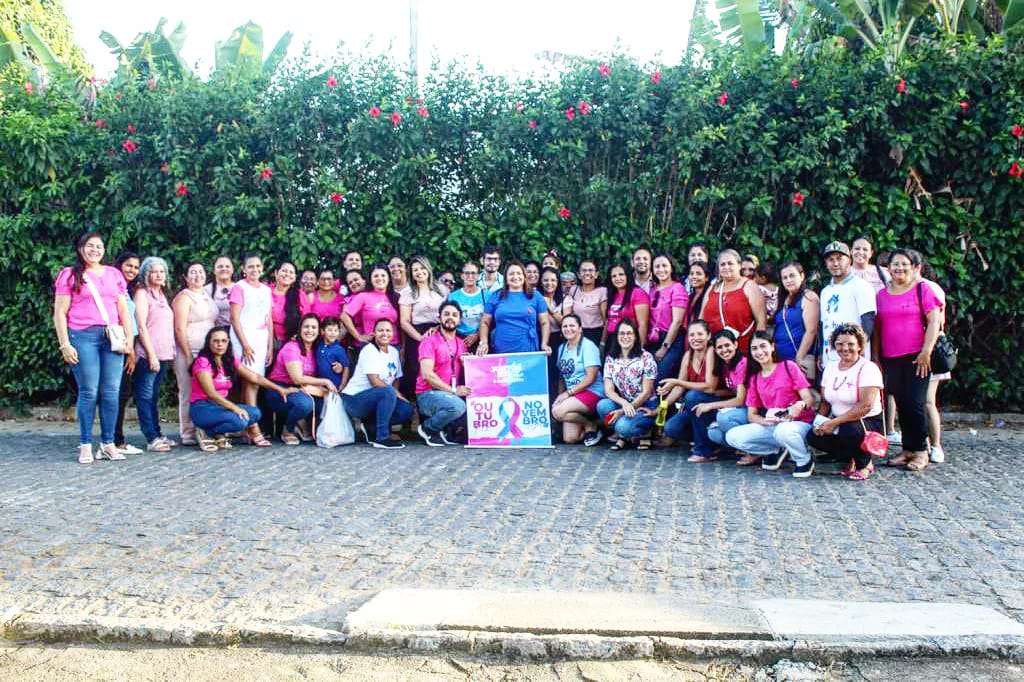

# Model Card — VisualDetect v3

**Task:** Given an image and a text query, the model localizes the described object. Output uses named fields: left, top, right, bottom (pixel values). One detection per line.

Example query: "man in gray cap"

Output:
left=820, top=240, right=877, bottom=366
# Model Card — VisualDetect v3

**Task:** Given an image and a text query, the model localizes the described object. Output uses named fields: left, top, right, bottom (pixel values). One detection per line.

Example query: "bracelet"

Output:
left=59, top=343, right=72, bottom=351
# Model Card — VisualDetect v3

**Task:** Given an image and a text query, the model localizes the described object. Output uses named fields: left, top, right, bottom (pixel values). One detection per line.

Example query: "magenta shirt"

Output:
left=876, top=284, right=941, bottom=358
left=268, top=340, right=317, bottom=384
left=302, top=291, right=344, bottom=322
left=54, top=266, right=127, bottom=330
left=345, top=290, right=398, bottom=338
left=190, top=355, right=238, bottom=402
left=649, top=281, right=689, bottom=335
left=270, top=289, right=288, bottom=342
left=606, top=287, right=650, bottom=333
left=746, top=360, right=813, bottom=421
left=135, top=288, right=176, bottom=361
left=725, top=357, right=748, bottom=391
left=415, top=332, right=466, bottom=394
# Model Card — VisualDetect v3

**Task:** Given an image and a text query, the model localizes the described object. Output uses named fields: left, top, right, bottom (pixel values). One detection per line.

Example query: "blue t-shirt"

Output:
left=448, top=288, right=486, bottom=336
left=315, top=340, right=350, bottom=387
left=556, top=337, right=605, bottom=396
left=773, top=295, right=807, bottom=361
left=484, top=290, right=548, bottom=354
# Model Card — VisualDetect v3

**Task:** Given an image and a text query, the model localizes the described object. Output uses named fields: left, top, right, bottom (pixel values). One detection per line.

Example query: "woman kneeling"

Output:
left=342, top=318, right=414, bottom=449
left=552, top=314, right=605, bottom=446
left=597, top=319, right=658, bottom=451
left=190, top=326, right=292, bottom=450
left=808, top=324, right=884, bottom=480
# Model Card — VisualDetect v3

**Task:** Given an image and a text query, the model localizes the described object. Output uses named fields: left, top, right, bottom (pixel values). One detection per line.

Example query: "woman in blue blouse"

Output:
left=476, top=261, right=551, bottom=355
left=772, top=261, right=819, bottom=380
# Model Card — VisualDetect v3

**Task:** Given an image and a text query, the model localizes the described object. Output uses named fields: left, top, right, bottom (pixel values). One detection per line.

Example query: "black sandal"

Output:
left=609, top=438, right=629, bottom=451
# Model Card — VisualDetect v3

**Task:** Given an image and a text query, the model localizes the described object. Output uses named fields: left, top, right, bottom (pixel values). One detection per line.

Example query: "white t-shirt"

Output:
left=343, top=343, right=403, bottom=395
left=820, top=274, right=877, bottom=364
left=821, top=357, right=883, bottom=418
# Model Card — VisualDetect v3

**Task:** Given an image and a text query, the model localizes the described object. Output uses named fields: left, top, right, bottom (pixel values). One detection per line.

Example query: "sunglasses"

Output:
left=440, top=279, right=455, bottom=286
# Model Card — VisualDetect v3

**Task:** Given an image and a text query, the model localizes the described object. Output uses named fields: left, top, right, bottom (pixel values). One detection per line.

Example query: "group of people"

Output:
left=53, top=232, right=952, bottom=479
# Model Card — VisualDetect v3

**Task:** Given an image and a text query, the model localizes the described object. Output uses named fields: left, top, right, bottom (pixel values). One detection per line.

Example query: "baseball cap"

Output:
left=822, top=241, right=851, bottom=258
left=559, top=271, right=577, bottom=282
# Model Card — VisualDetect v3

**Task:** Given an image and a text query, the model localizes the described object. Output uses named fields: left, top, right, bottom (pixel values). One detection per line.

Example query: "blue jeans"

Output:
left=133, top=358, right=171, bottom=443
left=343, top=387, right=414, bottom=441
left=69, top=326, right=125, bottom=445
left=647, top=332, right=685, bottom=381
left=417, top=390, right=466, bottom=432
left=190, top=400, right=261, bottom=435
left=663, top=390, right=718, bottom=456
left=725, top=420, right=813, bottom=466
left=708, top=407, right=748, bottom=446
left=263, top=389, right=315, bottom=431
left=596, top=397, right=657, bottom=439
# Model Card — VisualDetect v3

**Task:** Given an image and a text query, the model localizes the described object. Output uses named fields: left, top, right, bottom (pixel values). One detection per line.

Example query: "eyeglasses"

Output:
left=440, top=279, right=455, bottom=286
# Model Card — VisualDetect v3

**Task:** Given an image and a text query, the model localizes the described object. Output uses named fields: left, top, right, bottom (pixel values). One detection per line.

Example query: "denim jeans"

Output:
left=343, top=387, right=414, bottom=441
left=707, top=407, right=748, bottom=446
left=263, top=389, right=315, bottom=431
left=646, top=332, right=685, bottom=381
left=69, top=326, right=125, bottom=445
left=190, top=400, right=261, bottom=435
left=725, top=420, right=813, bottom=465
left=596, top=397, right=657, bottom=439
left=663, top=390, right=718, bottom=456
left=133, top=358, right=171, bottom=443
left=417, top=390, right=467, bottom=432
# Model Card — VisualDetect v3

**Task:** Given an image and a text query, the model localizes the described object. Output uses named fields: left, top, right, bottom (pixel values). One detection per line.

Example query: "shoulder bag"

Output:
left=854, top=362, right=889, bottom=458
left=83, top=272, right=128, bottom=354
left=916, top=283, right=957, bottom=373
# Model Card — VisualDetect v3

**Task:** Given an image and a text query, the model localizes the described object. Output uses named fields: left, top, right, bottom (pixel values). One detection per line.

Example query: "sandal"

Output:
left=637, top=437, right=652, bottom=451
left=216, top=436, right=233, bottom=450
left=146, top=438, right=171, bottom=453
left=196, top=429, right=218, bottom=453
left=885, top=452, right=912, bottom=467
left=244, top=428, right=273, bottom=447
left=687, top=453, right=718, bottom=463
left=905, top=452, right=930, bottom=472
left=157, top=436, right=178, bottom=448
left=847, top=467, right=872, bottom=481
left=654, top=435, right=675, bottom=448
left=281, top=431, right=301, bottom=446
left=609, top=438, right=629, bottom=451
left=736, top=453, right=761, bottom=467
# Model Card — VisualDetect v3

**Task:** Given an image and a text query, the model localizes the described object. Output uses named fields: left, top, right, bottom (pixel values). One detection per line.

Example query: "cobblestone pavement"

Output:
left=1, top=422, right=1022, bottom=630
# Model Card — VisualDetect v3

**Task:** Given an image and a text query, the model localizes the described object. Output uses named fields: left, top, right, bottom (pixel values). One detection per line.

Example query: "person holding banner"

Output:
left=342, top=318, right=413, bottom=449
left=476, top=262, right=551, bottom=356
left=416, top=302, right=471, bottom=446
left=552, top=314, right=605, bottom=446
left=597, top=319, right=659, bottom=451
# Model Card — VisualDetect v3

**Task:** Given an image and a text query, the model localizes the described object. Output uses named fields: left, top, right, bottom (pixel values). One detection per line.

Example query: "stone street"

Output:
left=1, top=423, right=1022, bottom=631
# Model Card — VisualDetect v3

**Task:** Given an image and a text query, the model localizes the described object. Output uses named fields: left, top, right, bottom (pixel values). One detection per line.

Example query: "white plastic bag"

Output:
left=316, top=392, right=355, bottom=447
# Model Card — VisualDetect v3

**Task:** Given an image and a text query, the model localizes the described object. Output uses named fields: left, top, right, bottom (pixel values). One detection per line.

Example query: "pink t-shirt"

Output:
left=415, top=332, right=466, bottom=394
left=54, top=266, right=127, bottom=330
left=649, top=282, right=689, bottom=335
left=571, top=286, right=608, bottom=329
left=268, top=340, right=317, bottom=384
left=724, top=356, right=748, bottom=391
left=228, top=280, right=272, bottom=330
left=821, top=357, right=883, bottom=418
left=606, top=287, right=650, bottom=334
left=876, top=283, right=941, bottom=358
left=345, top=290, right=399, bottom=339
left=134, top=288, right=176, bottom=361
left=746, top=360, right=813, bottom=421
left=271, top=289, right=289, bottom=341
left=302, top=290, right=344, bottom=322
left=190, top=355, right=238, bottom=403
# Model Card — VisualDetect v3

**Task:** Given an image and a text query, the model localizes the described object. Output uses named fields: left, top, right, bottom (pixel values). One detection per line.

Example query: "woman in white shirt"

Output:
left=341, top=318, right=414, bottom=448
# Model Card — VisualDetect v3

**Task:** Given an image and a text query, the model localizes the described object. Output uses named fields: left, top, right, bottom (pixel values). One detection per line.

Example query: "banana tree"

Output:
left=214, top=21, right=292, bottom=80
left=715, top=0, right=770, bottom=49
left=812, top=0, right=931, bottom=63
left=100, top=18, right=192, bottom=84
left=0, top=22, right=96, bottom=103
left=1003, top=0, right=1024, bottom=44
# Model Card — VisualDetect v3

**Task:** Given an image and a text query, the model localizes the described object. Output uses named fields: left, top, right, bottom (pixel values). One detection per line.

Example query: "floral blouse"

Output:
left=603, top=351, right=657, bottom=402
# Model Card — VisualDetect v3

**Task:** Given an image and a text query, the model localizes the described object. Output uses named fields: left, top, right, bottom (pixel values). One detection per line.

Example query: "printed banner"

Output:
left=463, top=352, right=552, bottom=448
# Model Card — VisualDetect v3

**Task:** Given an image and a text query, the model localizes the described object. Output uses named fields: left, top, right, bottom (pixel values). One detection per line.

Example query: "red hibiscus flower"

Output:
left=326, top=75, right=338, bottom=88
left=792, top=192, right=806, bottom=206
left=146, top=77, right=157, bottom=90
left=1011, top=124, right=1023, bottom=139
left=330, top=192, right=344, bottom=204
left=1010, top=162, right=1023, bottom=178
left=94, top=119, right=107, bottom=129
left=160, top=162, right=170, bottom=174
left=790, top=78, right=799, bottom=88
left=598, top=63, right=611, bottom=78
left=416, top=106, right=429, bottom=118
left=127, top=124, right=136, bottom=133
left=176, top=182, right=189, bottom=196
left=578, top=100, right=592, bottom=116
left=565, top=106, right=576, bottom=121
left=896, top=79, right=907, bottom=94
left=368, top=105, right=381, bottom=119
left=516, top=100, right=524, bottom=113
left=651, top=71, right=661, bottom=85
left=558, top=206, right=571, bottom=219
left=528, top=119, right=538, bottom=129
left=260, top=167, right=273, bottom=181
left=23, top=81, right=33, bottom=95
left=390, top=111, right=402, bottom=126
left=121, top=139, right=138, bottom=154
left=717, top=92, right=729, bottom=106
left=959, top=100, right=970, bottom=111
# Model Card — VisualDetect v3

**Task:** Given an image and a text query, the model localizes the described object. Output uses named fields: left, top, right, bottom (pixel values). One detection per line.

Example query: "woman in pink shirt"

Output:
left=172, top=262, right=218, bottom=446
left=646, top=254, right=689, bottom=380
left=133, top=256, right=177, bottom=452
left=190, top=326, right=295, bottom=451
left=603, top=264, right=650, bottom=349
left=265, top=314, right=339, bottom=444
left=341, top=265, right=399, bottom=347
left=571, top=259, right=608, bottom=345
left=229, top=253, right=274, bottom=407
left=52, top=232, right=134, bottom=464
left=875, top=248, right=942, bottom=472
left=303, top=268, right=344, bottom=322
left=269, top=261, right=303, bottom=348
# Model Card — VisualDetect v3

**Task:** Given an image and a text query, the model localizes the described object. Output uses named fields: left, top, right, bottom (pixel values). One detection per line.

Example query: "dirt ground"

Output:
left=2, top=642, right=1023, bottom=681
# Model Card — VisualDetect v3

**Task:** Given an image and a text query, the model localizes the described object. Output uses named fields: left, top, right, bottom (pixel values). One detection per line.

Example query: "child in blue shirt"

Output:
left=316, top=316, right=350, bottom=389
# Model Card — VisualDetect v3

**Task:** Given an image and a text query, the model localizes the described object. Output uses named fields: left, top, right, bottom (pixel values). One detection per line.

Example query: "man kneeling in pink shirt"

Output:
left=416, top=302, right=473, bottom=446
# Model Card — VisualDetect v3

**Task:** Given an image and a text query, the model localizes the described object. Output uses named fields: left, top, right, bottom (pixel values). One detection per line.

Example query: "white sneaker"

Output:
left=78, top=444, right=94, bottom=464
left=929, top=446, right=946, bottom=463
left=886, top=431, right=902, bottom=446
left=118, top=443, right=144, bottom=455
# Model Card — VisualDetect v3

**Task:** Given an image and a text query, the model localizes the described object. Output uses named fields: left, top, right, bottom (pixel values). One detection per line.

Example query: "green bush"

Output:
left=1, top=39, right=1021, bottom=408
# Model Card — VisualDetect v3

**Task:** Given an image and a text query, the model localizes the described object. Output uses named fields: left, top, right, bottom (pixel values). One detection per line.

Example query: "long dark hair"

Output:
left=779, top=260, right=809, bottom=308
left=686, top=261, right=712, bottom=324
left=70, top=231, right=104, bottom=294
left=540, top=266, right=563, bottom=306
left=116, top=250, right=141, bottom=297
left=192, top=325, right=237, bottom=385
left=276, top=261, right=302, bottom=339
left=608, top=263, right=638, bottom=311
left=498, top=261, right=534, bottom=299
left=367, top=263, right=400, bottom=310
left=745, top=330, right=778, bottom=382
left=607, top=318, right=643, bottom=360
left=711, top=328, right=741, bottom=388
left=295, top=313, right=320, bottom=357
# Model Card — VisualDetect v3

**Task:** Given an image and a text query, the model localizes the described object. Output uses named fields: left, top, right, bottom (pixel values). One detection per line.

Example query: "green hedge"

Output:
left=1, top=39, right=1022, bottom=408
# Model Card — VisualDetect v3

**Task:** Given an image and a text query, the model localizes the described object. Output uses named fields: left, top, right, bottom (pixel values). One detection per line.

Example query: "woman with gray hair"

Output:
left=133, top=256, right=178, bottom=452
